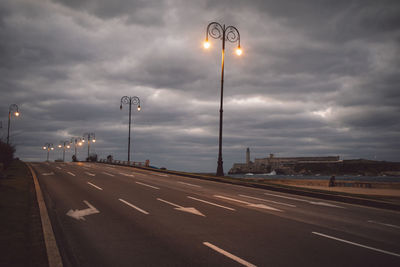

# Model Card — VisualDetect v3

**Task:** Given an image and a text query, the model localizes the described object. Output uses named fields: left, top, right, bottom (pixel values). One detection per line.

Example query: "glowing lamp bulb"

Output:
left=15, top=112, right=20, bottom=117
left=78, top=142, right=82, bottom=146
left=58, top=145, right=62, bottom=148
left=67, top=145, right=70, bottom=149
left=203, top=40, right=210, bottom=49
left=137, top=106, right=141, bottom=111
left=43, top=146, right=46, bottom=150
left=236, top=47, right=242, bottom=56
left=51, top=147, right=54, bottom=150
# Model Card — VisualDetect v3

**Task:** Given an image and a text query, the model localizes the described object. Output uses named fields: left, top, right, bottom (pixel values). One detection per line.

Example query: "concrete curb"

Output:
left=101, top=162, right=400, bottom=211
left=26, top=163, right=63, bottom=267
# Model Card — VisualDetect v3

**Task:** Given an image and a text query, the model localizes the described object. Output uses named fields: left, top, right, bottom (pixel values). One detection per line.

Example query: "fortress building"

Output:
left=229, top=148, right=341, bottom=174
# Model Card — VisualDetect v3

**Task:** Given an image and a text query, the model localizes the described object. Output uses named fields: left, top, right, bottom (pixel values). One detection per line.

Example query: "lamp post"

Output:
left=42, top=143, right=54, bottom=162
left=7, top=104, right=20, bottom=145
left=82, top=132, right=96, bottom=160
left=120, top=96, right=141, bottom=163
left=70, top=137, right=83, bottom=161
left=58, top=141, right=70, bottom=162
left=204, top=22, right=242, bottom=176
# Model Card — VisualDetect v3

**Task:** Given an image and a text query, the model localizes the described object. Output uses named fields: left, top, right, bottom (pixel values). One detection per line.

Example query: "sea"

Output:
left=228, top=173, right=400, bottom=182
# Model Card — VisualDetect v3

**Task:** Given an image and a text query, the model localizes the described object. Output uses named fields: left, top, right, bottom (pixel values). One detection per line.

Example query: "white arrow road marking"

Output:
left=203, top=242, right=257, bottom=267
left=214, top=195, right=282, bottom=212
left=102, top=172, right=115, bottom=177
left=119, top=172, right=135, bottom=177
left=239, top=194, right=296, bottom=207
left=157, top=198, right=205, bottom=217
left=368, top=220, right=400, bottom=229
left=188, top=196, right=235, bottom=211
left=264, top=192, right=344, bottom=208
left=119, top=199, right=149, bottom=215
left=136, top=181, right=160, bottom=190
left=42, top=172, right=55, bottom=176
left=87, top=182, right=103, bottom=191
left=56, top=167, right=62, bottom=170
left=66, top=200, right=99, bottom=221
left=67, top=172, right=76, bottom=176
left=85, top=172, right=96, bottom=176
left=177, top=181, right=202, bottom=188
left=312, top=232, right=400, bottom=258
left=151, top=172, right=169, bottom=177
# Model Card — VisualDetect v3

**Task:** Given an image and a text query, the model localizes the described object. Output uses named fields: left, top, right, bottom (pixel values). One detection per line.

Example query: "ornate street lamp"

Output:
left=120, top=96, right=141, bottom=163
left=82, top=132, right=96, bottom=160
left=42, top=143, right=54, bottom=162
left=70, top=137, right=84, bottom=161
left=58, top=141, right=71, bottom=162
left=204, top=22, right=242, bottom=176
left=7, top=104, right=20, bottom=145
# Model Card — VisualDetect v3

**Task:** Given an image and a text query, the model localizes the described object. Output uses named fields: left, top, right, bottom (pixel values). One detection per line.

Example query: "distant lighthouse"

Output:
left=246, top=147, right=250, bottom=165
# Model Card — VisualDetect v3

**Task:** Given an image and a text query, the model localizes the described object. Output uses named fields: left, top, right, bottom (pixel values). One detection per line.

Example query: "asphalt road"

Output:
left=31, top=162, right=400, bottom=267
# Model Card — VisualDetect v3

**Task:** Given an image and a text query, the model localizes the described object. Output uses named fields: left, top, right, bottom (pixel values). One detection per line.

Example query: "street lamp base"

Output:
left=216, top=162, right=224, bottom=176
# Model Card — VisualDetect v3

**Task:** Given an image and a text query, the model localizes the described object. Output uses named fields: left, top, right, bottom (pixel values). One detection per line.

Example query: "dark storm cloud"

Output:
left=1, top=0, right=399, bottom=171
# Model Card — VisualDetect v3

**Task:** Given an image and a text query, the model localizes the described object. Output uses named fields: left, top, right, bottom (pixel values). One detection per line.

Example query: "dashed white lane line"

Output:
left=56, top=167, right=62, bottom=170
left=264, top=192, right=344, bottom=208
left=151, top=172, right=169, bottom=177
left=239, top=194, right=296, bottom=207
left=214, top=195, right=282, bottom=212
left=87, top=182, right=103, bottom=191
left=119, top=172, right=135, bottom=177
left=187, top=196, right=235, bottom=211
left=136, top=181, right=160, bottom=190
left=203, top=242, right=257, bottom=267
left=85, top=172, right=96, bottom=176
left=367, top=220, right=400, bottom=229
left=178, top=181, right=202, bottom=188
left=67, top=172, right=76, bottom=176
left=42, top=172, right=55, bottom=176
left=312, top=232, right=400, bottom=258
left=102, top=172, right=115, bottom=177
left=119, top=198, right=149, bottom=215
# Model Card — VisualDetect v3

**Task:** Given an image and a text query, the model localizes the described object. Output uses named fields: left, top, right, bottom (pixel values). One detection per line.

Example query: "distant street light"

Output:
left=70, top=137, right=84, bottom=160
left=83, top=132, right=96, bottom=160
left=42, top=143, right=54, bottom=162
left=120, top=96, right=141, bottom=163
left=58, top=141, right=71, bottom=162
left=204, top=22, right=242, bottom=176
left=7, top=104, right=20, bottom=145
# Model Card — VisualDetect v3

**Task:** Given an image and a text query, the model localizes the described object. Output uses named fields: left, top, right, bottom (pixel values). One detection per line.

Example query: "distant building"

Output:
left=229, top=148, right=341, bottom=174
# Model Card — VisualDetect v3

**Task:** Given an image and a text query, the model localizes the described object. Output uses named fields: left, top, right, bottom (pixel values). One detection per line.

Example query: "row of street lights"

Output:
left=42, top=134, right=96, bottom=162
left=10, top=21, right=241, bottom=176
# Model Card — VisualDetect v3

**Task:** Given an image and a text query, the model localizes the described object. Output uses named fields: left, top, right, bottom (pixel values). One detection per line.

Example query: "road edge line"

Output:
left=27, top=163, right=63, bottom=267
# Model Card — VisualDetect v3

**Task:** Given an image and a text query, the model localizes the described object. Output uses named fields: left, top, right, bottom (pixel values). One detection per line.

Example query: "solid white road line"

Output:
left=119, top=172, right=135, bottom=177
left=87, top=182, right=103, bottom=191
left=239, top=194, right=296, bottom=207
left=27, top=164, right=63, bottom=267
left=136, top=181, right=160, bottom=190
left=119, top=198, right=149, bottom=215
left=203, top=242, right=257, bottom=267
left=214, top=195, right=282, bottom=212
left=187, top=196, right=235, bottom=211
left=85, top=172, right=96, bottom=176
left=264, top=192, right=343, bottom=208
left=368, top=220, right=400, bottom=229
left=312, top=232, right=400, bottom=258
left=102, top=172, right=115, bottom=177
left=67, top=172, right=76, bottom=176
left=178, top=181, right=202, bottom=188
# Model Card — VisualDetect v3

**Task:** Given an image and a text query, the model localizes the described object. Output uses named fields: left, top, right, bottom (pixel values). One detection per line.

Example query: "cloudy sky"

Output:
left=1, top=0, right=399, bottom=172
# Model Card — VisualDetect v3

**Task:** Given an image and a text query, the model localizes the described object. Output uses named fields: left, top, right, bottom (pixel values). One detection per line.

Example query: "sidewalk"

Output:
left=0, top=160, right=48, bottom=267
